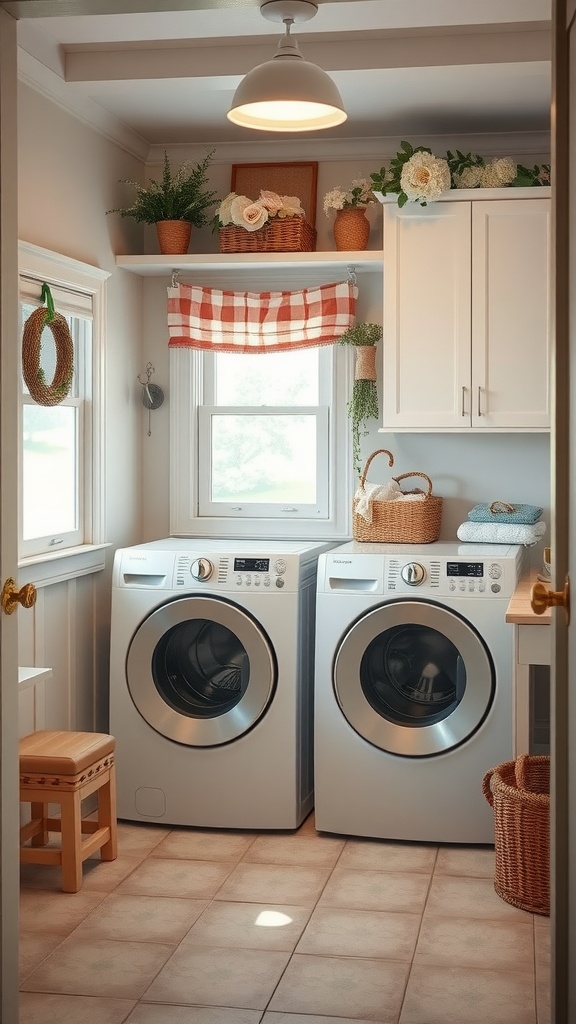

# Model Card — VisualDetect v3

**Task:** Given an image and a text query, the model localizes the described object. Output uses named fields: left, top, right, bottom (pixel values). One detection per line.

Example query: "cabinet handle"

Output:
left=477, top=386, right=483, bottom=417
left=461, top=386, right=467, bottom=417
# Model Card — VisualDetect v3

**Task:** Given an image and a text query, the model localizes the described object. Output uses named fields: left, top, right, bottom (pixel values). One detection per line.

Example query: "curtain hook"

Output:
left=347, top=265, right=357, bottom=286
left=171, top=269, right=180, bottom=288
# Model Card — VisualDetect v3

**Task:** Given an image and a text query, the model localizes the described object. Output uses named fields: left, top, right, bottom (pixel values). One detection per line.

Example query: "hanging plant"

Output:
left=338, top=322, right=381, bottom=476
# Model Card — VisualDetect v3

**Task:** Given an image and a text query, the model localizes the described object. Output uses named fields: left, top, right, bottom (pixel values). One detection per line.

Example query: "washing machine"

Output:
left=314, top=540, right=525, bottom=844
left=109, top=538, right=333, bottom=829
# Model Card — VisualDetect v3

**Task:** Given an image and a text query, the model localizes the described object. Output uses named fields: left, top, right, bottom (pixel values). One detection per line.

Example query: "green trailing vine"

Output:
left=338, top=322, right=381, bottom=476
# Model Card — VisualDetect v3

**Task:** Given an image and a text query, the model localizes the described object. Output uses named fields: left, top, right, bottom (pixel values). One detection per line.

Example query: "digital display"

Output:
left=234, top=558, right=270, bottom=572
left=447, top=562, right=483, bottom=578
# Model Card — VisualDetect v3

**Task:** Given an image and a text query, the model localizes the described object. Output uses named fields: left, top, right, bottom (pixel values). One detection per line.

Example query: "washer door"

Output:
left=334, top=600, right=494, bottom=757
left=126, top=596, right=276, bottom=747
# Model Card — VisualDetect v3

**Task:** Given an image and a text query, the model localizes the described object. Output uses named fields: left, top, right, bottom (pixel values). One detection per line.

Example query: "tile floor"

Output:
left=19, top=813, right=550, bottom=1024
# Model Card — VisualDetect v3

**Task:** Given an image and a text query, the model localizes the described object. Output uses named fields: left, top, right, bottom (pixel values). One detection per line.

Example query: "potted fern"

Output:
left=107, top=150, right=217, bottom=254
left=339, top=322, right=381, bottom=476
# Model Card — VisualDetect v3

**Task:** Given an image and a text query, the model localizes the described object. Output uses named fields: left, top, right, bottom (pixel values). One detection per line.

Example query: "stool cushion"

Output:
left=19, top=730, right=115, bottom=776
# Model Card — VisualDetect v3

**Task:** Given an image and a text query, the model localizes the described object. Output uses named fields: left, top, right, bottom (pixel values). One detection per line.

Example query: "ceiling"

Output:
left=7, top=0, right=552, bottom=158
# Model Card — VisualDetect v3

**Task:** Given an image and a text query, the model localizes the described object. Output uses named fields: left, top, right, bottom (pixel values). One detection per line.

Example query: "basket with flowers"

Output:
left=215, top=190, right=316, bottom=253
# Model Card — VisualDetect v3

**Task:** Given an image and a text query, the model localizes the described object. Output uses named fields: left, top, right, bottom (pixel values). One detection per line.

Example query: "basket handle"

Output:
left=515, top=754, right=530, bottom=790
left=393, top=471, right=433, bottom=499
left=359, top=449, right=394, bottom=488
left=481, top=768, right=495, bottom=807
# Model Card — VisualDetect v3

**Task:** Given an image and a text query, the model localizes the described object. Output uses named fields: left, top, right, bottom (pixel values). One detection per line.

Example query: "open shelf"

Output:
left=115, top=250, right=384, bottom=276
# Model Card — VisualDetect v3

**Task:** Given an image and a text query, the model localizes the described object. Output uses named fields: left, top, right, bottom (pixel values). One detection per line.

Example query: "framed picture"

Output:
left=231, top=161, right=318, bottom=226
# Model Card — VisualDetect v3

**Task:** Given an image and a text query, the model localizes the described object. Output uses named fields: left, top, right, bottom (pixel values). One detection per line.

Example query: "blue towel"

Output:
left=467, top=501, right=542, bottom=525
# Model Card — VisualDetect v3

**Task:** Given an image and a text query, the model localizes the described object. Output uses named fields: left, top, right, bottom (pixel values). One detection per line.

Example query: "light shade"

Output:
left=227, top=27, right=347, bottom=132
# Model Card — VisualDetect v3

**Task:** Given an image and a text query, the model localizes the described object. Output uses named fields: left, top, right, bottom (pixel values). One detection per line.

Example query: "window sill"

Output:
left=18, top=543, right=111, bottom=588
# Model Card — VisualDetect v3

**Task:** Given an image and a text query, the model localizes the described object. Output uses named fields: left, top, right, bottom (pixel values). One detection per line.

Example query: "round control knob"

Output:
left=190, top=557, right=213, bottom=582
left=400, top=562, right=426, bottom=586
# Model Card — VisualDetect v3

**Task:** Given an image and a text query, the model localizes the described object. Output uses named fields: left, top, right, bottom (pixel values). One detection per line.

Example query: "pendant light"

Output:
left=227, top=0, right=347, bottom=132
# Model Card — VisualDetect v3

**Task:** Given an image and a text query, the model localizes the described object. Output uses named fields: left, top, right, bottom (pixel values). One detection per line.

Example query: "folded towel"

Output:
left=353, top=480, right=403, bottom=522
left=467, top=501, right=543, bottom=525
left=457, top=521, right=547, bottom=547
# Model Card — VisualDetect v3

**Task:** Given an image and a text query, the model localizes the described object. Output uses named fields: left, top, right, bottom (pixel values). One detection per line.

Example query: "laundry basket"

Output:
left=482, top=754, right=550, bottom=915
left=352, top=449, right=443, bottom=544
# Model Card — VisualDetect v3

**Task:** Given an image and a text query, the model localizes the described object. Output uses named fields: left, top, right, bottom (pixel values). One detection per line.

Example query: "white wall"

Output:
left=17, top=83, right=146, bottom=730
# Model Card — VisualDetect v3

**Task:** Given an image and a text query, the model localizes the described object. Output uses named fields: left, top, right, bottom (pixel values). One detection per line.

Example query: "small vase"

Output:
left=156, top=220, right=191, bottom=255
left=333, top=206, right=370, bottom=251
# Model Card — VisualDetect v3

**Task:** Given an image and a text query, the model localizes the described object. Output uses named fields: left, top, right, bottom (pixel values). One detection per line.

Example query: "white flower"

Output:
left=218, top=191, right=236, bottom=226
left=259, top=190, right=284, bottom=214
left=230, top=196, right=269, bottom=231
left=453, top=165, right=484, bottom=189
left=400, top=152, right=451, bottom=203
left=279, top=195, right=304, bottom=217
left=480, top=157, right=517, bottom=189
left=323, top=187, right=347, bottom=215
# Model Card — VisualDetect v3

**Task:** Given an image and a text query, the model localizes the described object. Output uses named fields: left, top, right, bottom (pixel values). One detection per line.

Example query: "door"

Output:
left=333, top=600, right=494, bottom=757
left=0, top=9, right=21, bottom=1023
left=126, top=595, right=276, bottom=746
left=551, top=2, right=575, bottom=1019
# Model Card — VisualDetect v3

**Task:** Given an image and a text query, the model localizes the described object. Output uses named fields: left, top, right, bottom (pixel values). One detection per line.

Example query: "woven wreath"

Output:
left=22, top=284, right=74, bottom=407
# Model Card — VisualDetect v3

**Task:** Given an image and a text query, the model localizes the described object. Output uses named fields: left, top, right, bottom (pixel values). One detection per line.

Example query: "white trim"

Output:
left=18, top=542, right=110, bottom=587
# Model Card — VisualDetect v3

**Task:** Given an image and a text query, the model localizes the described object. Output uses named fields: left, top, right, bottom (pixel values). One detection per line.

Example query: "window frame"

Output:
left=18, top=241, right=109, bottom=564
left=170, top=342, right=352, bottom=540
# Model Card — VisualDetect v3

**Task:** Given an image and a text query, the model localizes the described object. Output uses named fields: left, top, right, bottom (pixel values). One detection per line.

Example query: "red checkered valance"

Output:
left=167, top=280, right=358, bottom=352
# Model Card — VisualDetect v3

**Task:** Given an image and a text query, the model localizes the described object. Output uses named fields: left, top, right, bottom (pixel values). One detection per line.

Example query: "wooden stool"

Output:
left=19, top=730, right=118, bottom=893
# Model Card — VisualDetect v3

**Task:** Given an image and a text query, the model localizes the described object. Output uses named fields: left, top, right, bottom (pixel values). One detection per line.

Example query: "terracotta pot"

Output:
left=333, top=206, right=370, bottom=251
left=156, top=220, right=192, bottom=255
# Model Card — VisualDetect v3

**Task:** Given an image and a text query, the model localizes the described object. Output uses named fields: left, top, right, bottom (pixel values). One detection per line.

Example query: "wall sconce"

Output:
left=227, top=0, right=347, bottom=132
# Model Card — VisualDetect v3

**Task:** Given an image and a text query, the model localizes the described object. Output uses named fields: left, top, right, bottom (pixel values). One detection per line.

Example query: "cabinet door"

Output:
left=382, top=201, right=471, bottom=430
left=471, top=199, right=550, bottom=429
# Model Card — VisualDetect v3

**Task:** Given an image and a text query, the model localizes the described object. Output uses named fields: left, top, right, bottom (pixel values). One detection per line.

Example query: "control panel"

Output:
left=174, top=553, right=295, bottom=592
left=385, top=553, right=523, bottom=598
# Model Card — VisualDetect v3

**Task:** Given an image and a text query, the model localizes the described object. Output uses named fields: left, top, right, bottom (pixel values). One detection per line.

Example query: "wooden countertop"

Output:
left=506, top=570, right=552, bottom=625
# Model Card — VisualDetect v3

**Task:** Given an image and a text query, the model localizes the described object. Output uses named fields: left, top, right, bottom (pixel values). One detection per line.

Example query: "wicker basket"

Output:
left=352, top=449, right=443, bottom=543
left=482, top=754, right=550, bottom=916
left=219, top=216, right=316, bottom=253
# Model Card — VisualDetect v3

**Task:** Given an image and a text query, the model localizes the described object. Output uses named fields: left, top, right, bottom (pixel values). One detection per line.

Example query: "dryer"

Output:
left=109, top=538, right=332, bottom=829
left=314, top=541, right=525, bottom=843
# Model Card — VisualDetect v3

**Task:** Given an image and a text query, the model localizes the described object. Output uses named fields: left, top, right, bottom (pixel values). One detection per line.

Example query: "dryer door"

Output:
left=126, top=596, right=276, bottom=746
left=334, top=600, right=494, bottom=757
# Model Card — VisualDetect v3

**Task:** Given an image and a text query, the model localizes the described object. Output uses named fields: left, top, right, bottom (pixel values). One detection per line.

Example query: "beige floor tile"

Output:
left=414, top=916, right=534, bottom=972
left=319, top=867, right=430, bottom=914
left=263, top=1016, right=379, bottom=1024
left=399, top=964, right=536, bottom=1024
left=126, top=1007, right=262, bottom=1024
left=184, top=900, right=311, bottom=951
left=144, top=944, right=290, bottom=1009
left=339, top=840, right=437, bottom=874
left=117, top=822, right=171, bottom=856
left=296, top=812, right=318, bottom=835
left=152, top=829, right=256, bottom=862
left=296, top=907, right=420, bottom=960
left=20, top=889, right=106, bottom=934
left=117, top=857, right=235, bottom=898
left=19, top=933, right=65, bottom=983
left=425, top=875, right=532, bottom=921
left=268, top=953, right=409, bottom=1021
left=20, top=936, right=174, bottom=999
left=215, top=862, right=332, bottom=906
left=72, top=894, right=209, bottom=943
left=19, top=992, right=136, bottom=1024
left=243, top=834, right=344, bottom=867
left=435, top=845, right=496, bottom=877
left=81, top=854, right=152, bottom=892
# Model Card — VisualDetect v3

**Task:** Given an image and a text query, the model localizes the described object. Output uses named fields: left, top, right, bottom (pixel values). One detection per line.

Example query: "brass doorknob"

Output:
left=1, top=577, right=37, bottom=615
left=531, top=577, right=570, bottom=623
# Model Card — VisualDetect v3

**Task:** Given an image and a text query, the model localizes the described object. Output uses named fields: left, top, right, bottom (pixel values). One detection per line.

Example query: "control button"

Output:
left=274, top=559, right=287, bottom=575
left=400, top=562, right=426, bottom=586
left=459, top=581, right=466, bottom=590
left=479, top=582, right=486, bottom=592
left=254, top=578, right=261, bottom=587
left=468, top=582, right=475, bottom=591
left=488, top=564, right=502, bottom=580
left=449, top=583, right=456, bottom=591
left=491, top=583, right=501, bottom=593
left=190, top=557, right=213, bottom=582
left=264, top=579, right=270, bottom=587
left=275, top=578, right=285, bottom=588
left=236, top=576, right=242, bottom=586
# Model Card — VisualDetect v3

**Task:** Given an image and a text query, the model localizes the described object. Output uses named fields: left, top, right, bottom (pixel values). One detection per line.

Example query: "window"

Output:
left=18, top=242, right=109, bottom=560
left=170, top=341, right=351, bottom=540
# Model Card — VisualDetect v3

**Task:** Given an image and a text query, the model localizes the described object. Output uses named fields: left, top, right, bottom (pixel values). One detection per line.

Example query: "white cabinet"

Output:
left=382, top=192, right=551, bottom=431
